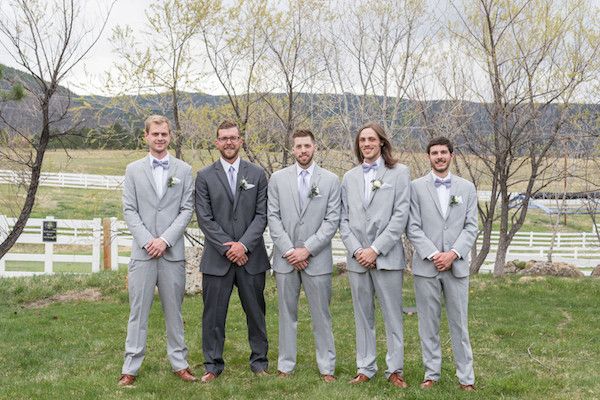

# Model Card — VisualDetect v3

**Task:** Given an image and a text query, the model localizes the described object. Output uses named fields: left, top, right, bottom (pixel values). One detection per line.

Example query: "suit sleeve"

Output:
left=159, top=164, right=194, bottom=245
left=195, top=170, right=233, bottom=255
left=239, top=168, right=268, bottom=252
left=304, top=176, right=341, bottom=255
left=267, top=174, right=295, bottom=253
left=406, top=181, right=439, bottom=259
left=450, top=182, right=478, bottom=258
left=371, top=166, right=411, bottom=255
left=122, top=164, right=153, bottom=249
left=339, top=174, right=362, bottom=255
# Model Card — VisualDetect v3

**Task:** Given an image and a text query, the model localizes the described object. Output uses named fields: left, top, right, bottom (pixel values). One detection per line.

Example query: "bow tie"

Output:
left=434, top=178, right=451, bottom=188
left=362, top=163, right=379, bottom=173
left=152, top=159, right=169, bottom=169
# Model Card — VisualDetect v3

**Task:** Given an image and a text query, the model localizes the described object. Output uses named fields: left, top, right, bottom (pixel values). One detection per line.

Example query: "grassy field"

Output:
left=0, top=271, right=598, bottom=400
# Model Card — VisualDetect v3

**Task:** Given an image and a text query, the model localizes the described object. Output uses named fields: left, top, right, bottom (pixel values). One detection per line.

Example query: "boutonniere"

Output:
left=167, top=176, right=180, bottom=187
left=371, top=179, right=382, bottom=191
left=308, top=184, right=320, bottom=198
left=239, top=177, right=255, bottom=190
left=450, top=195, right=463, bottom=206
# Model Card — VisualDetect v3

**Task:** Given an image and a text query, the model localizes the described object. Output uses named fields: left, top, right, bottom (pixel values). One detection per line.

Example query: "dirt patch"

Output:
left=23, top=288, right=103, bottom=309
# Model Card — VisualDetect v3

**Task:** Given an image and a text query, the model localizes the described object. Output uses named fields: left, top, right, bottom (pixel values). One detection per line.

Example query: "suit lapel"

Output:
left=214, top=161, right=234, bottom=204
left=288, top=166, right=302, bottom=217
left=426, top=174, right=445, bottom=218
left=445, top=178, right=458, bottom=221
left=142, top=155, right=160, bottom=199
left=299, top=165, right=321, bottom=218
left=159, top=158, right=179, bottom=202
left=366, top=165, right=388, bottom=208
left=232, top=160, right=247, bottom=212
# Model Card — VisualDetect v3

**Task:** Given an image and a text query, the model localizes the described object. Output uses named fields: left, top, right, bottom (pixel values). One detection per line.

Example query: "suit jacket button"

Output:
left=299, top=221, right=304, bottom=225
left=233, top=217, right=238, bottom=221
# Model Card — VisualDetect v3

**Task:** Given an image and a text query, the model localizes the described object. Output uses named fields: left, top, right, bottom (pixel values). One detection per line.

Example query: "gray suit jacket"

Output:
left=195, top=159, right=270, bottom=276
left=340, top=163, right=411, bottom=273
left=268, top=164, right=341, bottom=276
left=123, top=155, right=194, bottom=262
left=407, top=173, right=478, bottom=278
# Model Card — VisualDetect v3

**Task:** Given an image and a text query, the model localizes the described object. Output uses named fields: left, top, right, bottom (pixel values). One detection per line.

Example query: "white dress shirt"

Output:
left=220, top=156, right=241, bottom=193
left=428, top=171, right=460, bottom=260
left=148, top=153, right=171, bottom=247
left=363, top=157, right=381, bottom=204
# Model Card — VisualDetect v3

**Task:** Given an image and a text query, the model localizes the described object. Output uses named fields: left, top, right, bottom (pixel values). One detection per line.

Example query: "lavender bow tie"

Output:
left=152, top=159, right=169, bottom=169
left=362, top=163, right=378, bottom=173
left=434, top=178, right=451, bottom=188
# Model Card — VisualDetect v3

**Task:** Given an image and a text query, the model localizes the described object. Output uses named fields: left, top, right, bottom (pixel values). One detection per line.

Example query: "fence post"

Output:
left=44, top=216, right=54, bottom=274
left=92, top=218, right=101, bottom=272
left=102, top=218, right=112, bottom=270
left=110, top=217, right=119, bottom=271
left=0, top=215, right=7, bottom=274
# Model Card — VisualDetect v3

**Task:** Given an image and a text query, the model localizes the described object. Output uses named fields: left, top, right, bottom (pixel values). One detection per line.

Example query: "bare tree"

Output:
left=0, top=0, right=114, bottom=258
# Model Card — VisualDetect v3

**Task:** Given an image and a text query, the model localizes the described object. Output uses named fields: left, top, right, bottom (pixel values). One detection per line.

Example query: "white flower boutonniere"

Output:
left=450, top=195, right=463, bottom=206
left=239, top=177, right=255, bottom=190
left=371, top=179, right=382, bottom=191
left=167, top=176, right=180, bottom=188
left=308, top=184, right=320, bottom=198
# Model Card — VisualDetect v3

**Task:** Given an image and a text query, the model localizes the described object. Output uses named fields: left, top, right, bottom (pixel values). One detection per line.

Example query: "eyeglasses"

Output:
left=217, top=136, right=241, bottom=143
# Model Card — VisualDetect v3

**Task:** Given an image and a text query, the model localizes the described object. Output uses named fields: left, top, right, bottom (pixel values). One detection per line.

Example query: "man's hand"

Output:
left=356, top=247, right=377, bottom=269
left=224, top=241, right=247, bottom=266
left=145, top=238, right=167, bottom=258
left=284, top=247, right=311, bottom=271
left=432, top=251, right=457, bottom=272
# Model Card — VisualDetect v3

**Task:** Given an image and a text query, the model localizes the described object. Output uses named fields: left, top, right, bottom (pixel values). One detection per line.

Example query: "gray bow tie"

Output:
left=434, top=178, right=451, bottom=188
left=152, top=159, right=169, bottom=169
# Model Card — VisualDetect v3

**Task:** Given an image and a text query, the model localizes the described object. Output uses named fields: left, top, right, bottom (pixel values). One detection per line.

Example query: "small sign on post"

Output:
left=42, top=220, right=57, bottom=242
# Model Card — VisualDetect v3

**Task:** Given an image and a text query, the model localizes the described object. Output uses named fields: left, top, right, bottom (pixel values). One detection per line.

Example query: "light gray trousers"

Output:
left=414, top=272, right=474, bottom=385
left=348, top=269, right=404, bottom=379
left=275, top=270, right=336, bottom=375
left=122, top=258, right=189, bottom=375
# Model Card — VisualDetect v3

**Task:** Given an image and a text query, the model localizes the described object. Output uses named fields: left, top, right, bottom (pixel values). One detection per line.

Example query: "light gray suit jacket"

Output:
left=123, top=155, right=194, bottom=262
left=407, top=173, right=478, bottom=278
left=268, top=164, right=341, bottom=276
left=340, top=163, right=411, bottom=273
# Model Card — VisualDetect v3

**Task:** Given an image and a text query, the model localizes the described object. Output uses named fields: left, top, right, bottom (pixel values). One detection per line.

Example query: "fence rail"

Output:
left=1, top=216, right=598, bottom=277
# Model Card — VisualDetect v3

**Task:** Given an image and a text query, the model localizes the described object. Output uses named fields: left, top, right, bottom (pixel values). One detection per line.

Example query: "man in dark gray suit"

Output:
left=407, top=136, right=478, bottom=391
left=195, top=120, right=270, bottom=382
left=340, top=122, right=411, bottom=388
left=268, top=129, right=340, bottom=382
left=119, top=115, right=196, bottom=387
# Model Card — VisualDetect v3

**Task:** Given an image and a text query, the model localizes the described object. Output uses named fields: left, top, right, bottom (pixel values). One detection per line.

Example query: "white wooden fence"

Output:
left=0, top=170, right=124, bottom=190
left=1, top=216, right=598, bottom=277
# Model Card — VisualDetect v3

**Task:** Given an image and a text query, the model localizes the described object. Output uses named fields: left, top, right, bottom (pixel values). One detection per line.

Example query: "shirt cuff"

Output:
left=159, top=237, right=171, bottom=247
left=353, top=248, right=363, bottom=258
left=427, top=250, right=440, bottom=261
left=240, top=242, right=248, bottom=253
left=451, top=249, right=461, bottom=259
left=370, top=245, right=380, bottom=255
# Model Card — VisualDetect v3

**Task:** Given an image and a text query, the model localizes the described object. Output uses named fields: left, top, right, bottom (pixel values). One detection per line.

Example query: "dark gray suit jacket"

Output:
left=195, top=159, right=270, bottom=276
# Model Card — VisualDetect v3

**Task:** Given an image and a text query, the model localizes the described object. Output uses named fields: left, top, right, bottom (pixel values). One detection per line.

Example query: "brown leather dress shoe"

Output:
left=201, top=372, right=217, bottom=383
left=420, top=379, right=436, bottom=389
left=388, top=372, right=408, bottom=388
left=277, top=370, right=290, bottom=378
left=254, top=370, right=269, bottom=377
left=321, top=374, right=336, bottom=383
left=118, top=374, right=136, bottom=387
left=348, top=373, right=370, bottom=384
left=460, top=383, right=476, bottom=391
left=174, top=368, right=198, bottom=382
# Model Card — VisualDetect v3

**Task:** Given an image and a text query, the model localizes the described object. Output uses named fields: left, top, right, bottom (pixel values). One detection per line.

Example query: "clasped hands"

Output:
left=145, top=238, right=167, bottom=258
left=224, top=241, right=248, bottom=266
left=432, top=251, right=457, bottom=272
left=355, top=247, right=377, bottom=269
left=284, top=247, right=311, bottom=271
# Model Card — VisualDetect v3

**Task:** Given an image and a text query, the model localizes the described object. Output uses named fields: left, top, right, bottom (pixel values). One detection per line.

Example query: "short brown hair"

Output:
left=426, top=136, right=453, bottom=154
left=144, top=115, right=172, bottom=133
left=291, top=129, right=315, bottom=142
left=216, top=120, right=239, bottom=137
left=354, top=122, right=397, bottom=168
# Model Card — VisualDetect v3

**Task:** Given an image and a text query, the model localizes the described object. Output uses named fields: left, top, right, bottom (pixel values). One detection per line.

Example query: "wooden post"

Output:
left=103, top=218, right=111, bottom=270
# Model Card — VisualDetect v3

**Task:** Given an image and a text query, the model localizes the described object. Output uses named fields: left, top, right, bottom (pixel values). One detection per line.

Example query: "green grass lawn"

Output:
left=0, top=271, right=598, bottom=399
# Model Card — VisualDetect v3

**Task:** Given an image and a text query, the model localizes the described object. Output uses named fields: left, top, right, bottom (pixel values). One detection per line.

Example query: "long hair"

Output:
left=354, top=122, right=397, bottom=168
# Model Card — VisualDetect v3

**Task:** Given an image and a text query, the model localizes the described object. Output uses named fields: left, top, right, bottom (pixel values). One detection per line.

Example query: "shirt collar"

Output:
left=220, top=157, right=241, bottom=172
left=296, top=162, right=315, bottom=177
left=431, top=170, right=452, bottom=182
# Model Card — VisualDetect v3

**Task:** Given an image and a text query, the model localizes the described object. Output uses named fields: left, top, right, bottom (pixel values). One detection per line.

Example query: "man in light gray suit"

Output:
left=119, top=115, right=196, bottom=387
left=407, top=136, right=478, bottom=391
left=340, top=122, right=411, bottom=388
left=268, top=129, right=340, bottom=382
left=195, top=120, right=270, bottom=382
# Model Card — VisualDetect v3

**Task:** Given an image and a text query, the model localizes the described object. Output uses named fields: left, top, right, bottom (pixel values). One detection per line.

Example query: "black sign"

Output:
left=42, top=220, right=57, bottom=242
